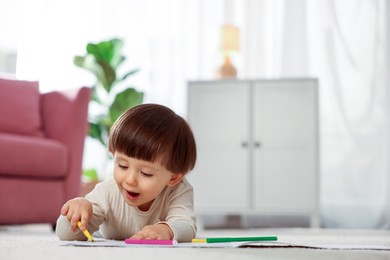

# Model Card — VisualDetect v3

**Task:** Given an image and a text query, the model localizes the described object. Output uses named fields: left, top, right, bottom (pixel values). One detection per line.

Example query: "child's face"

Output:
left=113, top=152, right=183, bottom=211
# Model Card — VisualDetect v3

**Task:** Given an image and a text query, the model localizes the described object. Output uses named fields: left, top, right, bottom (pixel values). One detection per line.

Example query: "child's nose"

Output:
left=125, top=171, right=138, bottom=186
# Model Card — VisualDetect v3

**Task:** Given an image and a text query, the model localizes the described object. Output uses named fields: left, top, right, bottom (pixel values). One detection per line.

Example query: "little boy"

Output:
left=56, top=103, right=197, bottom=242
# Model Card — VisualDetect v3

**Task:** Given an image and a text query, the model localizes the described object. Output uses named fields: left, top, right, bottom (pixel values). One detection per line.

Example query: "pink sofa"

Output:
left=0, top=78, right=91, bottom=226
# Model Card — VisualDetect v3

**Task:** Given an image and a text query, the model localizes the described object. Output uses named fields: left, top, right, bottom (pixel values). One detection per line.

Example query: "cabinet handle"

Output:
left=254, top=142, right=261, bottom=148
left=241, top=142, right=248, bottom=148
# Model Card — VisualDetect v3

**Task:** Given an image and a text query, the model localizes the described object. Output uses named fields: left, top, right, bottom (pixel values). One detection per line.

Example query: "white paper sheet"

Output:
left=61, top=239, right=390, bottom=250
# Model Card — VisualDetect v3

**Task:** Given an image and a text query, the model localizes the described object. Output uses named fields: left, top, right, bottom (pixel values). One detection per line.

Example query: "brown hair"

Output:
left=109, top=103, right=196, bottom=174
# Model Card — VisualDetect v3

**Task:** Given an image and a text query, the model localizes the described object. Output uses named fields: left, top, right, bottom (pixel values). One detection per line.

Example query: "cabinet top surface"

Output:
left=188, top=78, right=318, bottom=85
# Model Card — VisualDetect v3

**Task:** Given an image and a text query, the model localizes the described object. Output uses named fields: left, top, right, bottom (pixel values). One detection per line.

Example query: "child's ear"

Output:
left=167, top=173, right=184, bottom=187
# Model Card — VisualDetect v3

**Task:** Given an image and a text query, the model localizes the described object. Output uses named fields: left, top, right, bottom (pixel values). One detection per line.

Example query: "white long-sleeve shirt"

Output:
left=56, top=177, right=196, bottom=242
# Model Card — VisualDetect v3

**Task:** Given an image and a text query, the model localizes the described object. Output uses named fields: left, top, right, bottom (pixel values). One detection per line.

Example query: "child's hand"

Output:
left=130, top=223, right=174, bottom=240
left=60, top=197, right=92, bottom=232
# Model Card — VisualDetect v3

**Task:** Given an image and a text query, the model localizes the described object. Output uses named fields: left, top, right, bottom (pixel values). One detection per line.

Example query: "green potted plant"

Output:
left=74, top=38, right=143, bottom=193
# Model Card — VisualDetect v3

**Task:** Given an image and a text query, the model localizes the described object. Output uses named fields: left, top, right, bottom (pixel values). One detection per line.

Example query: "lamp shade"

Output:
left=220, top=24, right=239, bottom=52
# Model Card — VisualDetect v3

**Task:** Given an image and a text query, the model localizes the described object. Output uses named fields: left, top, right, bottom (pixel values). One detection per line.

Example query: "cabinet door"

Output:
left=252, top=80, right=318, bottom=213
left=187, top=81, right=250, bottom=212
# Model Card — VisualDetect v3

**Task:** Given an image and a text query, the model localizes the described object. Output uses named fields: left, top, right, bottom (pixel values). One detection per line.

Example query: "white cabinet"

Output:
left=187, top=79, right=319, bottom=226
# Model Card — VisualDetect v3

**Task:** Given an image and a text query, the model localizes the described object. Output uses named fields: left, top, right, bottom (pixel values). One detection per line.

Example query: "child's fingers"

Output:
left=60, top=198, right=92, bottom=233
left=79, top=215, right=90, bottom=231
left=129, top=231, right=145, bottom=240
left=60, top=203, right=69, bottom=216
left=130, top=226, right=163, bottom=240
left=70, top=214, right=81, bottom=232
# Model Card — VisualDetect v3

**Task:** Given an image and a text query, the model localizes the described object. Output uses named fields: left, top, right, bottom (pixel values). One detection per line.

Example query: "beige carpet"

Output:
left=1, top=224, right=390, bottom=260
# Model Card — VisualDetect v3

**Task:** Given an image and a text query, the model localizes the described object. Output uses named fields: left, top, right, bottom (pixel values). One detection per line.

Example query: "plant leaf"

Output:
left=73, top=55, right=109, bottom=89
left=109, top=88, right=144, bottom=125
left=109, top=39, right=125, bottom=69
left=88, top=122, right=105, bottom=146
left=96, top=60, right=116, bottom=92
left=83, top=169, right=99, bottom=181
left=120, top=68, right=140, bottom=81
left=87, top=38, right=125, bottom=69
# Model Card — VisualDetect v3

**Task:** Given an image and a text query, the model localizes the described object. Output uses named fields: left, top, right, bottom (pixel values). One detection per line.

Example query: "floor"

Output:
left=1, top=223, right=390, bottom=260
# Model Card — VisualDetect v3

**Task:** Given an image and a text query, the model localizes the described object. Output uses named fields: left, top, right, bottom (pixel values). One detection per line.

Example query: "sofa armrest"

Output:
left=41, top=87, right=92, bottom=202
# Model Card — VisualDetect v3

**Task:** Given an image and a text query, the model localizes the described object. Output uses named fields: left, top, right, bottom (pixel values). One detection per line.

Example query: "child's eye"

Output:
left=118, top=164, right=128, bottom=169
left=141, top=171, right=153, bottom=177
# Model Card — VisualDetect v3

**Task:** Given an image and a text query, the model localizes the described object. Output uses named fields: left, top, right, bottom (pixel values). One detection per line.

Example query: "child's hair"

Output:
left=109, top=103, right=196, bottom=174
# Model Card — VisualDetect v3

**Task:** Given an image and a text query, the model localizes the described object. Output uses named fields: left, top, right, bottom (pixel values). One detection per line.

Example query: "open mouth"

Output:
left=126, top=191, right=140, bottom=200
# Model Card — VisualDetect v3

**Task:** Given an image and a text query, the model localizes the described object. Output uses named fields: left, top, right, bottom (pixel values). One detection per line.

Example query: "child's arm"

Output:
left=130, top=180, right=196, bottom=242
left=163, top=181, right=197, bottom=242
left=56, top=197, right=93, bottom=241
left=56, top=181, right=108, bottom=241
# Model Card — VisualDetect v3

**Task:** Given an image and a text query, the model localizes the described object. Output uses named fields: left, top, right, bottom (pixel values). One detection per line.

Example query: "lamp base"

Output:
left=216, top=56, right=237, bottom=79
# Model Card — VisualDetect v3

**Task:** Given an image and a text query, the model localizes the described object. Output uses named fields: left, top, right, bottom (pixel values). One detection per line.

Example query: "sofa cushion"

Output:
left=0, top=133, right=68, bottom=178
left=0, top=78, right=43, bottom=137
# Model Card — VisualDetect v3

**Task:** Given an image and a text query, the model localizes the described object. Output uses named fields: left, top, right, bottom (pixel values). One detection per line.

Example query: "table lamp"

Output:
left=216, top=24, right=239, bottom=79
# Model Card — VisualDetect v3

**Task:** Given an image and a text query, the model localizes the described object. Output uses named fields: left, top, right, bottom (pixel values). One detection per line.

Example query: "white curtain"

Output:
left=313, top=0, right=387, bottom=229
left=2, top=0, right=389, bottom=228
left=242, top=0, right=388, bottom=228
